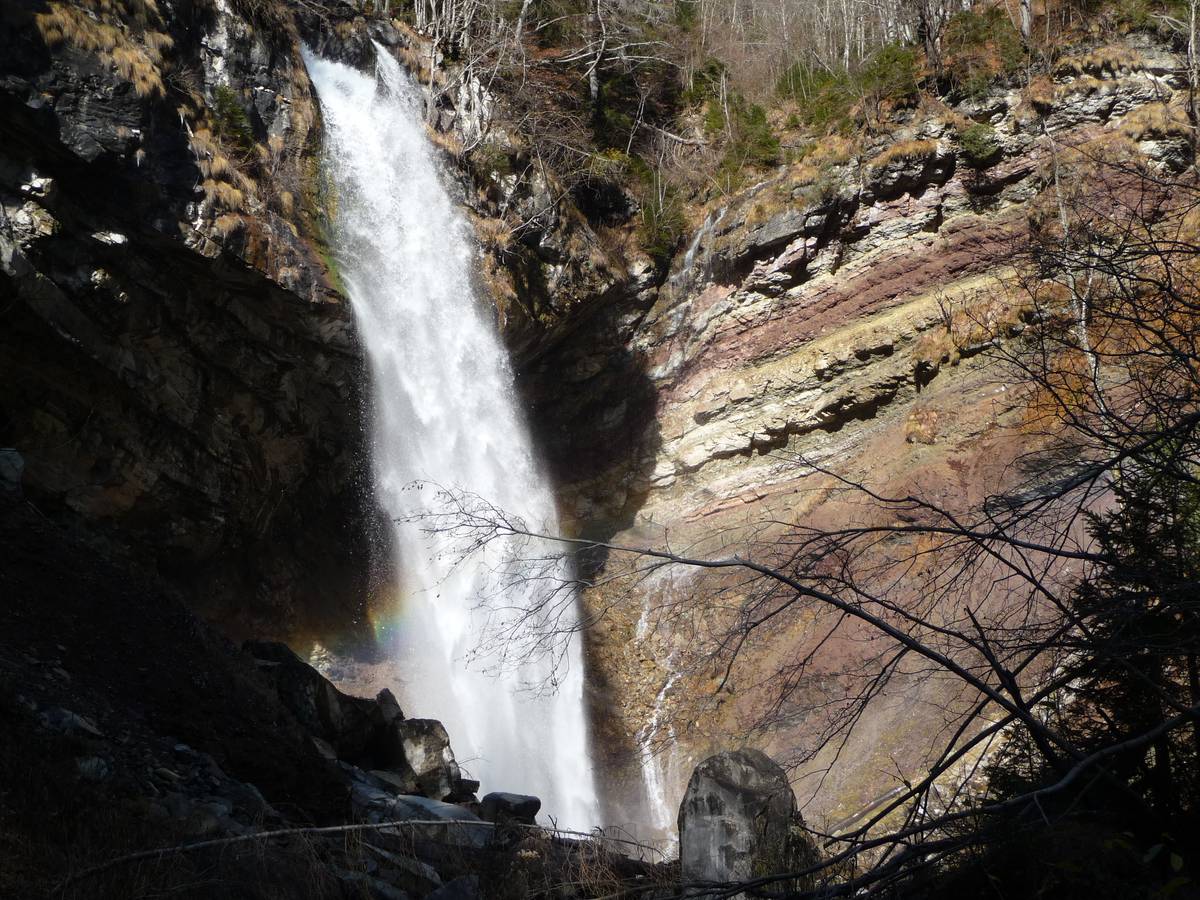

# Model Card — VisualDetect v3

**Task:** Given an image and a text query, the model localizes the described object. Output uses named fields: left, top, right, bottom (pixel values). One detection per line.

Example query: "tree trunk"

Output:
left=916, top=1, right=943, bottom=77
left=588, top=0, right=604, bottom=122
left=513, top=0, right=533, bottom=44
left=1189, top=0, right=1199, bottom=167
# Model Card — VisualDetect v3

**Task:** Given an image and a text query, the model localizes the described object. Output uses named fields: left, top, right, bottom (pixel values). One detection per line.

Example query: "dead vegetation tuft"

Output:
left=868, top=138, right=940, bottom=169
left=913, top=286, right=1033, bottom=368
left=35, top=0, right=171, bottom=98
left=1054, top=45, right=1144, bottom=78
left=1119, top=101, right=1192, bottom=141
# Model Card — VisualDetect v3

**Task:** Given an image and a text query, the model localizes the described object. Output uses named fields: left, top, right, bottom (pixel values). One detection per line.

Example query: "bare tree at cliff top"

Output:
left=403, top=147, right=1200, bottom=895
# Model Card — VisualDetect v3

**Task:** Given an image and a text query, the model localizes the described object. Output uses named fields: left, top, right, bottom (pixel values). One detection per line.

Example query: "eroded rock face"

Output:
left=678, top=750, right=816, bottom=895
left=379, top=718, right=464, bottom=801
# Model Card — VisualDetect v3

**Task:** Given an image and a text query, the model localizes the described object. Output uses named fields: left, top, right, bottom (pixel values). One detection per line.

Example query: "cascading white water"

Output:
left=305, top=45, right=598, bottom=829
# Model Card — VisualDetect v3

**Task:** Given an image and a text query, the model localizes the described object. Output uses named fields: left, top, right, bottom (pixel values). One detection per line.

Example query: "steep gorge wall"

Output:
left=514, top=38, right=1189, bottom=829
left=2, top=0, right=1190, bottom=837
left=0, top=0, right=643, bottom=645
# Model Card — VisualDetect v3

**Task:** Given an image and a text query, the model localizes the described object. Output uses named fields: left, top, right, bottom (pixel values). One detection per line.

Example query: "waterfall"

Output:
left=632, top=581, right=682, bottom=848
left=669, top=206, right=726, bottom=296
left=305, top=45, right=598, bottom=829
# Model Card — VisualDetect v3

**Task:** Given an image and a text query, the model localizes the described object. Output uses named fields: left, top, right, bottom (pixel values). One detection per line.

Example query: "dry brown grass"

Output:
left=1054, top=45, right=1144, bottom=78
left=143, top=28, right=173, bottom=53
left=938, top=107, right=976, bottom=134
left=275, top=190, right=295, bottom=218
left=35, top=0, right=170, bottom=98
left=203, top=179, right=247, bottom=212
left=737, top=135, right=855, bottom=225
left=1119, top=101, right=1191, bottom=141
left=1024, top=74, right=1057, bottom=112
left=868, top=138, right=939, bottom=169
left=1020, top=65, right=1131, bottom=120
left=913, top=286, right=1033, bottom=367
left=111, top=44, right=164, bottom=98
left=188, top=124, right=259, bottom=214
left=471, top=214, right=512, bottom=252
left=1055, top=73, right=1106, bottom=100
left=214, top=213, right=245, bottom=237
left=904, top=408, right=940, bottom=444
left=425, top=125, right=463, bottom=157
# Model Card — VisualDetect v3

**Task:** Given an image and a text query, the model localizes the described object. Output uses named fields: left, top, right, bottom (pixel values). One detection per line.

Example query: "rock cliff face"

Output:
left=0, top=0, right=387, bottom=636
left=518, top=36, right=1188, bottom=829
left=0, top=0, right=632, bottom=640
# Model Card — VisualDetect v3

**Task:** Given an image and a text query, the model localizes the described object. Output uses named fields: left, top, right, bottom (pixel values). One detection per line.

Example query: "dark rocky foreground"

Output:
left=0, top=499, right=674, bottom=899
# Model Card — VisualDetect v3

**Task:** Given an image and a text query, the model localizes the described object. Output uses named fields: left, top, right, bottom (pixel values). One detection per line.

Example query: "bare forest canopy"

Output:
left=353, top=0, right=1200, bottom=263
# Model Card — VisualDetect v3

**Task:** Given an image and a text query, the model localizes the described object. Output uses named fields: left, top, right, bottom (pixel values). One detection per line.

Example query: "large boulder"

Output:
left=678, top=749, right=817, bottom=897
left=480, top=792, right=541, bottom=826
left=243, top=641, right=378, bottom=760
left=378, top=718, right=463, bottom=801
left=350, top=782, right=492, bottom=850
left=244, top=642, right=477, bottom=803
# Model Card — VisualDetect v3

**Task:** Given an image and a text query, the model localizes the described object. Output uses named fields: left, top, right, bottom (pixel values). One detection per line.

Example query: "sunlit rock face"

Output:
left=3, top=0, right=1189, bottom=845
left=517, top=37, right=1188, bottom=831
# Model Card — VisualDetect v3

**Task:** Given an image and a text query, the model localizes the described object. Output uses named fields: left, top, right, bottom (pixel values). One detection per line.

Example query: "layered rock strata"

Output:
left=529, top=37, right=1189, bottom=829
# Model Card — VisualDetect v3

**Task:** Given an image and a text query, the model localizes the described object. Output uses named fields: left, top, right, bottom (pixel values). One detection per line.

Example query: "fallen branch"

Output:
left=644, top=122, right=706, bottom=146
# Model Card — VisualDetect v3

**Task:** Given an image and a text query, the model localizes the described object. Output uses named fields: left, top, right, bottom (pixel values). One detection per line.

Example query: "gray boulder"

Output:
left=243, top=642, right=474, bottom=802
left=678, top=749, right=817, bottom=897
left=378, top=718, right=462, bottom=801
left=480, top=791, right=540, bottom=825
left=351, top=784, right=493, bottom=849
